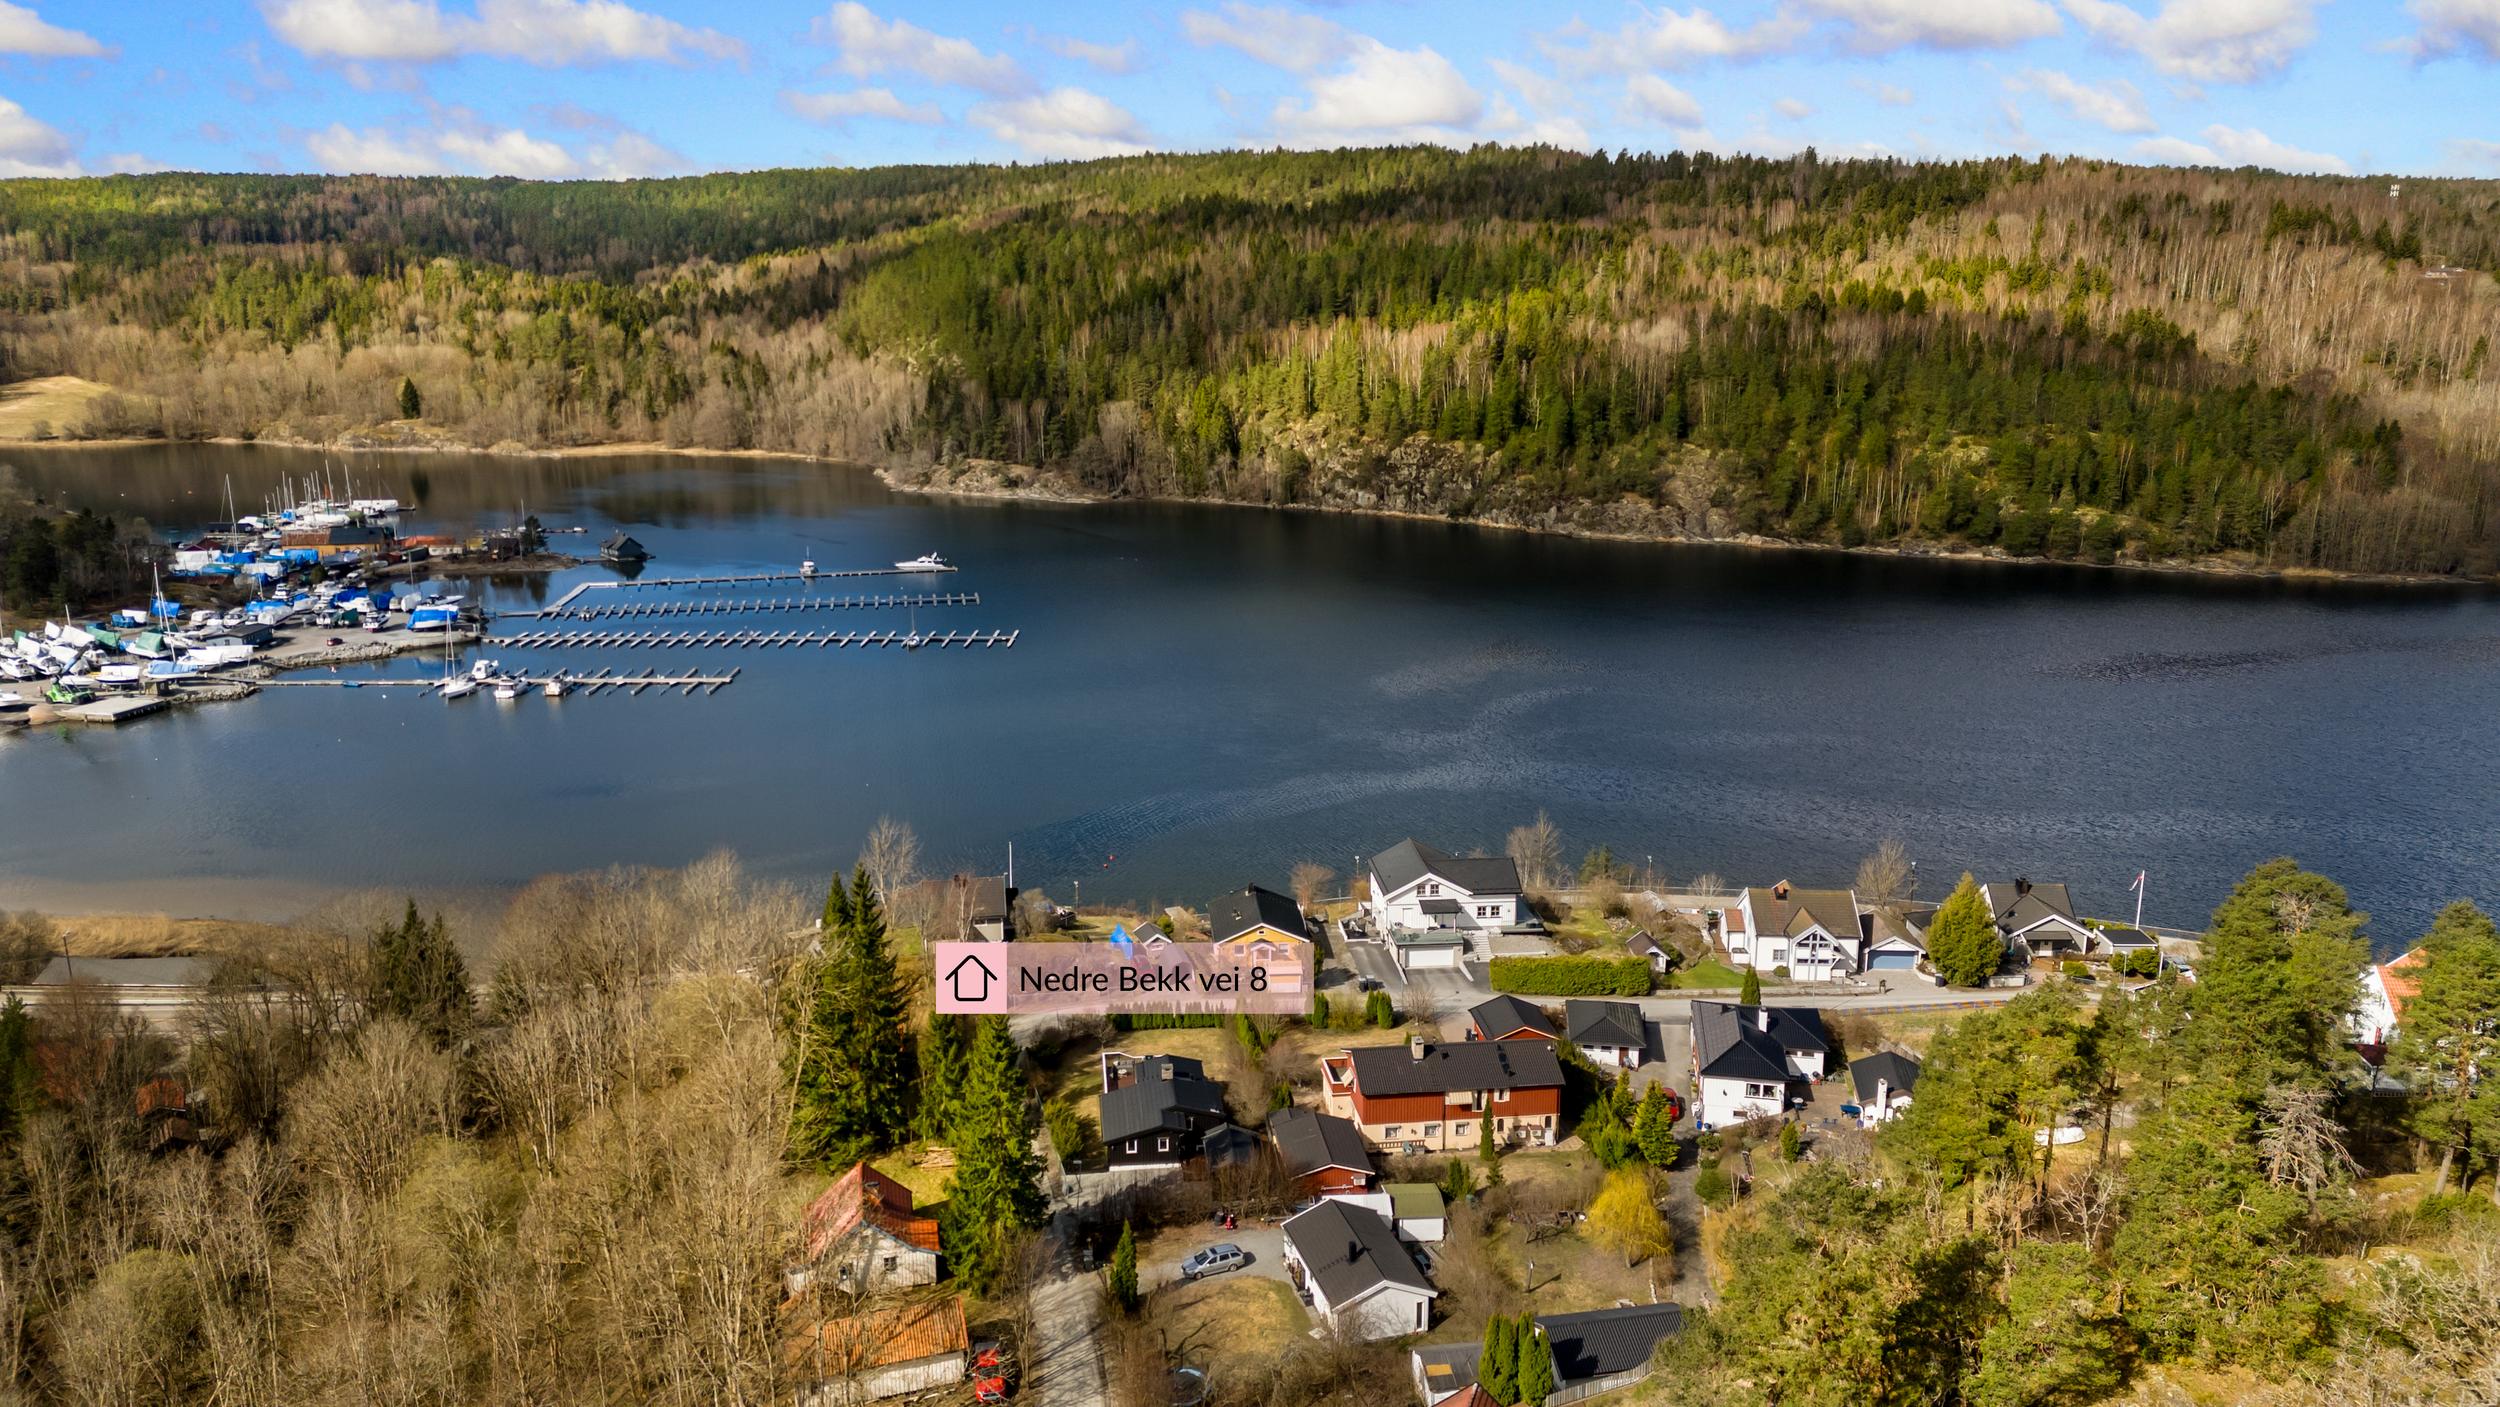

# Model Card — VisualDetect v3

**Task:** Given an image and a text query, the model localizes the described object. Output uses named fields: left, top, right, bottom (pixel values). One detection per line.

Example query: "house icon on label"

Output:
left=945, top=951, right=999, bottom=1004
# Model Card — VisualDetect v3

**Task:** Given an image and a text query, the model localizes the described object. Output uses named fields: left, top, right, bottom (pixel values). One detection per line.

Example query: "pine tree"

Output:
left=1927, top=873, right=2004, bottom=988
left=2388, top=901, right=2500, bottom=1194
left=1514, top=1315, right=1556, bottom=1405
left=396, top=375, right=422, bottom=419
left=1479, top=1109, right=1504, bottom=1186
left=1108, top=1220, right=1139, bottom=1312
left=1477, top=1313, right=1518, bottom=1405
left=789, top=868, right=916, bottom=1166
left=916, top=1012, right=970, bottom=1142
left=1634, top=1084, right=1677, bottom=1166
left=370, top=899, right=470, bottom=1047
left=941, top=1016, right=1044, bottom=1295
left=1443, top=1156, right=1474, bottom=1206
left=1738, top=966, right=1762, bottom=1006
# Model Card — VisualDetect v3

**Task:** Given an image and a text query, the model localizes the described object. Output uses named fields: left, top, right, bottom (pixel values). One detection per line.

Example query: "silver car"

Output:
left=1179, top=1244, right=1248, bottom=1281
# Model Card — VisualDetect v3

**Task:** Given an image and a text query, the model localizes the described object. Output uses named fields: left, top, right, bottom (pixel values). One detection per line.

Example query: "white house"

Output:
left=785, top=1162, right=941, bottom=1297
left=1565, top=999, right=1648, bottom=1068
left=2352, top=948, right=2427, bottom=1047
left=1364, top=839, right=1528, bottom=961
left=1980, top=880, right=2092, bottom=960
left=1849, top=1052, right=1921, bottom=1127
left=1724, top=882, right=1864, bottom=982
left=1690, top=1000, right=1830, bottom=1130
left=1281, top=1198, right=1437, bottom=1341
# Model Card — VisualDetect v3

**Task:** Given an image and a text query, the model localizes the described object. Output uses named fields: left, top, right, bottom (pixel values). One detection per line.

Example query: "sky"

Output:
left=0, top=0, right=2494, bottom=182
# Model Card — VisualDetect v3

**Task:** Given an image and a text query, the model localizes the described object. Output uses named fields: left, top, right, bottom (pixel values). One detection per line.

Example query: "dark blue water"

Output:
left=4, top=444, right=2496, bottom=947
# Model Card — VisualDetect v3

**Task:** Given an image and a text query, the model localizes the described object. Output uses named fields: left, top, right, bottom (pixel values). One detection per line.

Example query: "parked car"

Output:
left=1356, top=975, right=1385, bottom=992
left=1179, top=1244, right=1248, bottom=1282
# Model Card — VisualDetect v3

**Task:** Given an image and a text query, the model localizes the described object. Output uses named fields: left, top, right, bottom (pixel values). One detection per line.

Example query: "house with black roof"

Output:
left=1098, top=1052, right=1231, bottom=1169
left=1320, top=1035, right=1565, bottom=1154
left=1690, top=1000, right=1829, bottom=1130
left=1980, top=879, right=2092, bottom=959
left=1566, top=999, right=1650, bottom=1068
left=1269, top=1105, right=1377, bottom=1198
left=1466, top=994, right=1558, bottom=1043
left=1408, top=1301, right=1684, bottom=1405
left=1850, top=1051, right=1921, bottom=1126
left=1208, top=884, right=1310, bottom=948
left=1362, top=839, right=1529, bottom=968
left=1280, top=1198, right=1437, bottom=1341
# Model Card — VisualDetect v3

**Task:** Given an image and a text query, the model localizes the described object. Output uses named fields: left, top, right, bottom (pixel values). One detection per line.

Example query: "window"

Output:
left=1744, top=1081, right=1781, bottom=1100
left=1158, top=1136, right=1171, bottom=1152
left=1383, top=1125, right=1399, bottom=1139
left=1424, top=882, right=1440, bottom=897
left=1494, top=1089, right=1510, bottom=1103
left=1125, top=1139, right=1139, bottom=1153
left=1423, top=1124, right=1440, bottom=1137
left=882, top=1255, right=897, bottom=1272
left=1457, top=1122, right=1472, bottom=1137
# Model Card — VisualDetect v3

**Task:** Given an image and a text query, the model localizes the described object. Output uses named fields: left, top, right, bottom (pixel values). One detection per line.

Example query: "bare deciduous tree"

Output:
left=1506, top=811, right=1562, bottom=892
left=859, top=817, right=922, bottom=911
left=1288, top=861, right=1335, bottom=910
left=1854, top=838, right=1916, bottom=905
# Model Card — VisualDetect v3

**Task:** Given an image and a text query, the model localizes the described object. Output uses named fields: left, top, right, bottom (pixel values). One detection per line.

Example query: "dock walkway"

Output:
left=488, top=628, right=1019, bottom=651
left=543, top=591, right=977, bottom=621
left=533, top=566, right=956, bottom=617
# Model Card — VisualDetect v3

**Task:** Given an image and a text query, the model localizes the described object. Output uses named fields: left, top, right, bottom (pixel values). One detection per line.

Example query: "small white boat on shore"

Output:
left=894, top=552, right=952, bottom=572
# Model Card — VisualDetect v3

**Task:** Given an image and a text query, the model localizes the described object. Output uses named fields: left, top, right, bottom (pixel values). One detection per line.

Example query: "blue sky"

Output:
left=0, top=0, right=2494, bottom=180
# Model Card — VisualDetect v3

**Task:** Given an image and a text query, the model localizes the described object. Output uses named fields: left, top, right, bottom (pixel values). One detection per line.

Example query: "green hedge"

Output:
left=1488, top=955, right=1653, bottom=996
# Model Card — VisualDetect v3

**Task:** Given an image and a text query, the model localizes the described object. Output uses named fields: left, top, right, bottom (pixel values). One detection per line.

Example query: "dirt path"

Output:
left=1027, top=1208, right=1109, bottom=1407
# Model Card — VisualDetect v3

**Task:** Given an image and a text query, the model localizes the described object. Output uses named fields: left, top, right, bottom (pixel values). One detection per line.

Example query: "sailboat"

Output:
left=901, top=601, right=926, bottom=650
left=437, top=607, right=475, bottom=699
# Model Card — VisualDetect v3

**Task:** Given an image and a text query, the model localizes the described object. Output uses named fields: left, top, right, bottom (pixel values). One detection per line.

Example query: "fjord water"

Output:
left=4, top=443, right=2497, bottom=945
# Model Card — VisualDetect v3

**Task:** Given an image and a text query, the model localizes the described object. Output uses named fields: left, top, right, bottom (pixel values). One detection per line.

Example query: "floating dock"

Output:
left=49, top=695, right=176, bottom=725
left=542, top=591, right=978, bottom=622
left=534, top=566, right=957, bottom=617
left=488, top=628, right=1019, bottom=651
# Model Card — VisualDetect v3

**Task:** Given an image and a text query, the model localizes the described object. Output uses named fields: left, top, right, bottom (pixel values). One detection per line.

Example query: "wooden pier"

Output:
left=542, top=591, right=979, bottom=622
left=487, top=628, right=1020, bottom=651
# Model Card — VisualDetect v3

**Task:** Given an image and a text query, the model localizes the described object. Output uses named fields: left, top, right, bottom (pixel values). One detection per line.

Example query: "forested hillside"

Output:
left=3, top=146, right=2497, bottom=574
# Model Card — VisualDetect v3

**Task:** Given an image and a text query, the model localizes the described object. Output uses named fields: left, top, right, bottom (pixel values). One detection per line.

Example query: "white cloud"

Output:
left=2064, top=0, right=2319, bottom=83
left=2449, top=137, right=2500, bottom=173
left=1800, top=0, right=2062, bottom=50
left=1857, top=77, right=1916, bottom=104
left=1774, top=96, right=1814, bottom=118
left=262, top=0, right=741, bottom=66
left=1489, top=57, right=1575, bottom=117
left=0, top=2, right=104, bottom=57
left=814, top=1, right=1027, bottom=94
left=1042, top=33, right=1139, bottom=74
left=1273, top=39, right=1483, bottom=145
left=1622, top=73, right=1705, bottom=126
left=2012, top=67, right=2154, bottom=131
left=970, top=87, right=1150, bottom=159
left=782, top=86, right=943, bottom=125
left=1539, top=5, right=1804, bottom=75
left=1180, top=3, right=1352, bottom=73
left=0, top=95, right=79, bottom=176
left=305, top=112, right=690, bottom=177
left=2405, top=0, right=2500, bottom=60
left=2131, top=123, right=2348, bottom=172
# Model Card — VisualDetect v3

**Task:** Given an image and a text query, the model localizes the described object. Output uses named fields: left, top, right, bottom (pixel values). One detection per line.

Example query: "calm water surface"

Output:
left=4, top=444, right=2496, bottom=946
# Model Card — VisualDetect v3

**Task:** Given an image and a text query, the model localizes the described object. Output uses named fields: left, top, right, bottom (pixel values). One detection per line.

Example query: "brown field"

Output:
left=0, top=376, right=116, bottom=440
left=1150, top=1275, right=1310, bottom=1382
left=37, top=911, right=303, bottom=958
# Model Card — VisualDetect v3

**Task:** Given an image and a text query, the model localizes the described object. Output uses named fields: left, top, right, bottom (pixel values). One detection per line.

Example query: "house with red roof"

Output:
left=788, top=1162, right=943, bottom=1296
left=2353, top=947, right=2427, bottom=1048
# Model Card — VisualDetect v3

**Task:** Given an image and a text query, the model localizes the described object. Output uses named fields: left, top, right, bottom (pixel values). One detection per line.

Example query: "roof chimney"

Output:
left=2015, top=877, right=2032, bottom=897
left=1773, top=880, right=1790, bottom=900
left=1409, top=1034, right=1428, bottom=1061
left=1755, top=1006, right=1772, bottom=1033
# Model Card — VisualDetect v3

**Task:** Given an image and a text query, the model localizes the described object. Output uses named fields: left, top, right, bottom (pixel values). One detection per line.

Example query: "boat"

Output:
left=470, top=660, right=499, bottom=682
left=408, top=603, right=461, bottom=633
left=800, top=558, right=817, bottom=579
left=894, top=552, right=952, bottom=571
left=493, top=677, right=523, bottom=702
left=439, top=676, right=477, bottom=700
left=94, top=664, right=143, bottom=687
left=542, top=675, right=569, bottom=699
left=145, top=659, right=198, bottom=681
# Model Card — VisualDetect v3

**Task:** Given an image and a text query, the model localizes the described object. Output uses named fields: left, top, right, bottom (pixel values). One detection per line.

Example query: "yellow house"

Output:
left=1207, top=883, right=1313, bottom=990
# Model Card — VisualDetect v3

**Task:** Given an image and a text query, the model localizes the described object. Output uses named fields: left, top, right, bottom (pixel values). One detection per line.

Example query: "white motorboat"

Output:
left=542, top=675, right=569, bottom=698
left=894, top=552, right=952, bottom=571
left=493, top=677, right=523, bottom=701
left=470, top=660, right=499, bottom=682
left=799, top=558, right=817, bottom=579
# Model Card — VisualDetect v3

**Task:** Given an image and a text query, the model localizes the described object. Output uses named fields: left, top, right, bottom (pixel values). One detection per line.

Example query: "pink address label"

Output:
left=932, top=940, right=1310, bottom=1015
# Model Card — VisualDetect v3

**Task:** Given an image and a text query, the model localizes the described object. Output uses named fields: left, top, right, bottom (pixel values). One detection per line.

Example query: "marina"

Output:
left=489, top=628, right=1019, bottom=650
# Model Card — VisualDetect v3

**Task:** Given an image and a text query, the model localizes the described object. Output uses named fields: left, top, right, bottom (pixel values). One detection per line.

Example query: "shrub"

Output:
left=2112, top=948, right=2160, bottom=978
left=2061, top=959, right=2091, bottom=980
left=1694, top=1162, right=1734, bottom=1208
left=1778, top=1120, right=1802, bottom=1162
left=1488, top=955, right=1652, bottom=997
left=1364, top=990, right=1397, bottom=1027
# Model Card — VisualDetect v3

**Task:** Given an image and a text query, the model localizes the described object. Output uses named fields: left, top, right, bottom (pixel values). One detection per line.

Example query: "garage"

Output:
left=1393, top=933, right=1467, bottom=972
left=1868, top=950, right=1921, bottom=972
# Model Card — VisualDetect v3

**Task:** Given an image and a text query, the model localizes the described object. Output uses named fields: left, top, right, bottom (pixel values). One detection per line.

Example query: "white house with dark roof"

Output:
left=1565, top=998, right=1649, bottom=1068
left=1980, top=880, right=2092, bottom=959
left=1280, top=1199, right=1437, bottom=1341
left=1689, top=1000, right=1830, bottom=1130
left=1849, top=1051, right=1921, bottom=1126
left=1363, top=840, right=1528, bottom=965
left=1725, top=882, right=1865, bottom=982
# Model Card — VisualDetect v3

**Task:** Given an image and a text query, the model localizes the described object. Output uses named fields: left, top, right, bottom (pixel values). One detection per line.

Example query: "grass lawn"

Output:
left=1151, top=1276, right=1310, bottom=1382
left=868, top=1144, right=956, bottom=1212
left=1667, top=958, right=1745, bottom=990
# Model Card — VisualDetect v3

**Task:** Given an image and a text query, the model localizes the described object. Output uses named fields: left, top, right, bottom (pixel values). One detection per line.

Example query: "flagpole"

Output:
left=2134, top=872, right=2145, bottom=931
